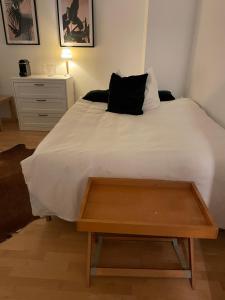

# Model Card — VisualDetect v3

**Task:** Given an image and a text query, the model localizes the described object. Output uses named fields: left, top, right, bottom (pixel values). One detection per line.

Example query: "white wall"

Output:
left=188, top=0, right=225, bottom=128
left=0, top=0, right=148, bottom=117
left=145, top=0, right=198, bottom=98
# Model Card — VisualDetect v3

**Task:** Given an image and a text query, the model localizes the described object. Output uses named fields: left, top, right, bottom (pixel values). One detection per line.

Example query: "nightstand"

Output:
left=12, top=75, right=74, bottom=131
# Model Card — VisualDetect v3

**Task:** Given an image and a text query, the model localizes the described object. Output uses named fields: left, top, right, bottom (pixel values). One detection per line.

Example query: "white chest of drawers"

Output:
left=12, top=75, right=74, bottom=131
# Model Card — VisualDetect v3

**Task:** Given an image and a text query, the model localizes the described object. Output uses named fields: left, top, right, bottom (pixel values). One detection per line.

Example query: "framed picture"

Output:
left=57, top=0, right=94, bottom=47
left=0, top=0, right=40, bottom=45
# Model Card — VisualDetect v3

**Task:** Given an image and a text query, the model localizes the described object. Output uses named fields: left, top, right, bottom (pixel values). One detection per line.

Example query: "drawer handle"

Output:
left=34, top=83, right=45, bottom=87
left=38, top=114, right=48, bottom=117
left=36, top=99, right=47, bottom=102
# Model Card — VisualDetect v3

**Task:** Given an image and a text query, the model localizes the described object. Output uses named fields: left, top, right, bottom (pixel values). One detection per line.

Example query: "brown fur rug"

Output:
left=0, top=144, right=36, bottom=242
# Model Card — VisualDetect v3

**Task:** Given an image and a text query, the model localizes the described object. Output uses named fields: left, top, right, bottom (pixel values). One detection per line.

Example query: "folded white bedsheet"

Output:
left=21, top=98, right=225, bottom=228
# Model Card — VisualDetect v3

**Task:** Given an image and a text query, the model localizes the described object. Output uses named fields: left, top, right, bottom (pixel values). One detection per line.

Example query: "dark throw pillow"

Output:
left=83, top=90, right=109, bottom=103
left=107, top=73, right=148, bottom=115
left=158, top=90, right=175, bottom=101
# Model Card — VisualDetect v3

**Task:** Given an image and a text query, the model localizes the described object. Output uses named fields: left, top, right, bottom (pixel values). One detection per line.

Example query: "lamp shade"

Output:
left=61, top=48, right=72, bottom=60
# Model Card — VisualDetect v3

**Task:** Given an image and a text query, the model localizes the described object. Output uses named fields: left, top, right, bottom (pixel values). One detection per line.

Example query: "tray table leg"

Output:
left=172, top=238, right=188, bottom=269
left=92, top=235, right=103, bottom=273
left=85, top=234, right=195, bottom=288
left=87, top=232, right=92, bottom=287
left=188, top=238, right=195, bottom=289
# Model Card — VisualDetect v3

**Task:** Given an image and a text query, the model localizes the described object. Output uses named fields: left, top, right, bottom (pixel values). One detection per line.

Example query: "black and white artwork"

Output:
left=0, top=0, right=40, bottom=45
left=57, top=0, right=94, bottom=47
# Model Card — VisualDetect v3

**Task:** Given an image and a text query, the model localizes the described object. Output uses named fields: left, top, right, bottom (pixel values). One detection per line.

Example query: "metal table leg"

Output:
left=91, top=234, right=103, bottom=276
left=172, top=238, right=188, bottom=270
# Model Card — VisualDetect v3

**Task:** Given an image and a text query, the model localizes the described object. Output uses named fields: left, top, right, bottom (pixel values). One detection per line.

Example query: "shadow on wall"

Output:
left=187, top=0, right=225, bottom=130
left=200, top=82, right=225, bottom=129
left=185, top=0, right=203, bottom=96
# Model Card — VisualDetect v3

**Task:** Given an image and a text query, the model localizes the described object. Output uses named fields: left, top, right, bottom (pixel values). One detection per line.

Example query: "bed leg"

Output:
left=46, top=216, right=52, bottom=222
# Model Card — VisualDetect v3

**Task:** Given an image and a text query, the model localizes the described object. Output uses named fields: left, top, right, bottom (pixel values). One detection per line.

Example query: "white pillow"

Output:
left=143, top=67, right=160, bottom=111
left=115, top=67, right=160, bottom=111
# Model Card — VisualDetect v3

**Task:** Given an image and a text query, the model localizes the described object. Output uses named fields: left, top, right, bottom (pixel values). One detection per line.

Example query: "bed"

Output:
left=21, top=98, right=225, bottom=228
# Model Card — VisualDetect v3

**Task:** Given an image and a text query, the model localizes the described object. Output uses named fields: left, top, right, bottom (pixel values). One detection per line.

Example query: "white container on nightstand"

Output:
left=12, top=75, right=74, bottom=131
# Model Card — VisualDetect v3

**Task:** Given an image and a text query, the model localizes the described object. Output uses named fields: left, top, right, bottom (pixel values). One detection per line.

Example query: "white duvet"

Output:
left=21, top=99, right=225, bottom=228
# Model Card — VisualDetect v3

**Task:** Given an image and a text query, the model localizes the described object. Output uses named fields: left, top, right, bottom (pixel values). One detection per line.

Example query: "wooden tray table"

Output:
left=77, top=178, right=218, bottom=288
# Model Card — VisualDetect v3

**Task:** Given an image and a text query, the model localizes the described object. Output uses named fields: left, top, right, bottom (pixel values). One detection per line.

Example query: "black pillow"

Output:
left=83, top=90, right=109, bottom=103
left=107, top=73, right=148, bottom=115
left=159, top=90, right=175, bottom=101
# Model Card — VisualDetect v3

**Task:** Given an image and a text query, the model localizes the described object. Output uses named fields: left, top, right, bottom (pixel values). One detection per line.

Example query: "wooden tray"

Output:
left=77, top=178, right=218, bottom=239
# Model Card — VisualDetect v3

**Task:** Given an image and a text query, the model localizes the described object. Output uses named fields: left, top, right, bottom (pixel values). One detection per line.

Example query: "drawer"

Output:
left=18, top=112, right=63, bottom=131
left=14, top=81, right=66, bottom=99
left=16, top=98, right=67, bottom=113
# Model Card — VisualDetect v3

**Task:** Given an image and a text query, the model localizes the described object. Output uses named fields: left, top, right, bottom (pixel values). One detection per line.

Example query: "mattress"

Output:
left=21, top=98, right=225, bottom=228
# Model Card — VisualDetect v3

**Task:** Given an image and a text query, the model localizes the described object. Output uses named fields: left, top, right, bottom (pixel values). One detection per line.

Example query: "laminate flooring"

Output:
left=0, top=218, right=225, bottom=300
left=0, top=120, right=47, bottom=151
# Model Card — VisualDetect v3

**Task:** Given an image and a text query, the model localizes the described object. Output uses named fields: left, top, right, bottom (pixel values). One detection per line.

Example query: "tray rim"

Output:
left=77, top=177, right=218, bottom=239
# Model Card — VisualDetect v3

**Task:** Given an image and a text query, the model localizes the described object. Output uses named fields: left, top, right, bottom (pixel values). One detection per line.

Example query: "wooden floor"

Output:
left=0, top=120, right=47, bottom=151
left=0, top=218, right=225, bottom=300
left=0, top=121, right=225, bottom=299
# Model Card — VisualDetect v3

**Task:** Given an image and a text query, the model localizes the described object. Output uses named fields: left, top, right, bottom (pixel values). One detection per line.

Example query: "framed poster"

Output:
left=0, top=0, right=40, bottom=45
left=57, top=0, right=94, bottom=47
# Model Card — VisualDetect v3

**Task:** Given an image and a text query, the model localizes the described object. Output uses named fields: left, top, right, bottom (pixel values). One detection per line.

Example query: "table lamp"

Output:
left=61, top=48, right=72, bottom=76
